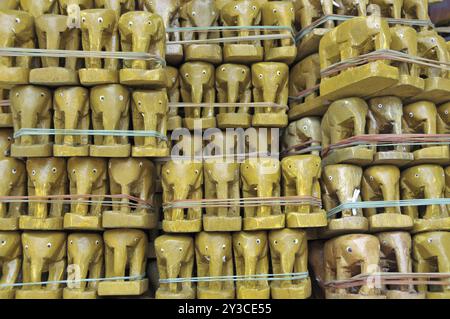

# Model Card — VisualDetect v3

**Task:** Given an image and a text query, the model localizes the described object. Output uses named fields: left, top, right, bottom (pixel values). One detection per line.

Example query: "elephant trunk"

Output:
left=131, top=34, right=150, bottom=69
left=30, top=259, right=44, bottom=289
left=113, top=246, right=127, bottom=278
left=142, top=111, right=157, bottom=148
left=394, top=246, right=414, bottom=292
left=72, top=256, right=90, bottom=290
left=380, top=183, right=401, bottom=214
left=34, top=182, right=51, bottom=219
left=101, top=114, right=119, bottom=145
left=190, top=84, right=203, bottom=118
left=209, top=258, right=223, bottom=291
left=297, top=178, right=311, bottom=214
left=120, top=184, right=131, bottom=214
left=167, top=262, right=181, bottom=293
left=237, top=16, right=250, bottom=41
left=256, top=183, right=274, bottom=217
left=74, top=176, right=93, bottom=216
left=0, top=34, right=14, bottom=67
left=244, top=255, right=257, bottom=289
left=87, top=29, right=103, bottom=68
left=280, top=252, right=295, bottom=287
left=171, top=186, right=190, bottom=220
left=20, top=111, right=38, bottom=146
left=227, top=80, right=239, bottom=113
left=262, top=84, right=278, bottom=113
left=424, top=183, right=447, bottom=219
left=63, top=109, right=80, bottom=146
left=44, top=30, right=62, bottom=67
left=359, top=254, right=381, bottom=295
left=216, top=182, right=229, bottom=217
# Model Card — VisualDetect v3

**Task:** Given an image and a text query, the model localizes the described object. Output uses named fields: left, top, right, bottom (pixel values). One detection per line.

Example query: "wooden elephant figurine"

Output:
left=79, top=9, right=119, bottom=86
left=10, top=85, right=53, bottom=158
left=16, top=232, right=66, bottom=299
left=413, top=231, right=450, bottom=299
left=321, top=98, right=373, bottom=166
left=417, top=30, right=449, bottom=81
left=131, top=90, right=169, bottom=157
left=233, top=231, right=270, bottom=299
left=403, top=0, right=430, bottom=21
left=293, top=0, right=334, bottom=29
left=215, top=63, right=252, bottom=128
left=166, top=66, right=181, bottom=130
left=203, top=160, right=241, bottom=231
left=362, top=165, right=413, bottom=231
left=0, top=231, right=21, bottom=299
left=0, top=128, right=13, bottom=157
left=261, top=1, right=296, bottom=64
left=252, top=62, right=289, bottom=128
left=140, top=0, right=184, bottom=65
left=53, top=87, right=90, bottom=157
left=64, top=233, right=104, bottom=299
left=155, top=234, right=195, bottom=299
left=104, top=158, right=156, bottom=229
left=31, top=14, right=80, bottom=86
left=0, top=157, right=26, bottom=230
left=289, top=54, right=320, bottom=105
left=94, top=0, right=135, bottom=19
left=98, top=229, right=148, bottom=296
left=321, top=164, right=368, bottom=234
left=324, top=234, right=384, bottom=299
left=400, top=164, right=449, bottom=233
left=118, top=11, right=166, bottom=88
left=0, top=10, right=34, bottom=88
left=269, top=229, right=311, bottom=299
left=162, top=160, right=203, bottom=233
left=281, top=155, right=327, bottom=228
left=377, top=231, right=424, bottom=299
left=64, top=157, right=108, bottom=230
left=180, top=0, right=222, bottom=64
left=19, top=0, right=59, bottom=17
left=282, top=117, right=322, bottom=156
left=180, top=62, right=216, bottom=130
left=437, top=102, right=449, bottom=133
left=0, top=0, right=19, bottom=10
left=21, top=158, right=68, bottom=230
left=241, top=158, right=284, bottom=230
left=335, top=0, right=368, bottom=16
left=369, top=0, right=402, bottom=18
left=90, top=84, right=131, bottom=157
left=221, top=0, right=264, bottom=63
left=195, top=232, right=234, bottom=299
left=58, top=0, right=94, bottom=28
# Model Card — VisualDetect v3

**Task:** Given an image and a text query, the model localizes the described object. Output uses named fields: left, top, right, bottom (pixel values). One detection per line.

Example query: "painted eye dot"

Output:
left=205, top=246, right=208, bottom=250
left=15, top=18, right=20, bottom=23
left=100, top=96, right=105, bottom=101
left=59, top=92, right=64, bottom=97
left=378, top=104, right=383, bottom=109
left=202, top=70, right=207, bottom=75
left=369, top=176, right=374, bottom=181
left=128, top=21, right=133, bottom=27
left=409, top=112, right=413, bottom=118
left=192, top=11, right=196, bottom=16
left=252, top=6, right=256, bottom=10
left=138, top=101, right=142, bottom=106
left=221, top=67, right=226, bottom=72
left=259, top=74, right=263, bottom=79
left=160, top=248, right=164, bottom=253
left=11, top=168, right=16, bottom=174
left=15, top=92, right=19, bottom=97
left=93, top=169, right=97, bottom=174
left=70, top=240, right=73, bottom=244
left=346, top=247, right=352, bottom=253
left=47, top=243, right=52, bottom=248
left=1, top=240, right=5, bottom=245
left=328, top=176, right=332, bottom=180
left=185, top=73, right=189, bottom=78
left=415, top=174, right=419, bottom=178
left=82, top=17, right=86, bottom=23
left=52, top=167, right=57, bottom=173
left=194, top=169, right=199, bottom=174
left=25, top=245, right=28, bottom=249
left=277, top=71, right=281, bottom=76
left=32, top=170, right=36, bottom=176
left=7, top=137, right=11, bottom=141
left=428, top=238, right=433, bottom=243
left=234, top=5, right=238, bottom=9
left=222, top=244, right=226, bottom=250
left=95, top=240, right=99, bottom=245
left=98, top=17, right=103, bottom=23
left=303, top=125, right=307, bottom=130
left=139, top=162, right=143, bottom=167
left=383, top=240, right=387, bottom=245
left=293, top=239, right=299, bottom=244
left=72, top=169, right=76, bottom=174
left=179, top=247, right=183, bottom=252
left=274, top=240, right=278, bottom=245
left=40, top=93, right=45, bottom=97
left=119, top=95, right=124, bottom=101
left=273, top=9, right=277, bottom=13
left=256, top=239, right=261, bottom=245
left=445, top=110, right=448, bottom=115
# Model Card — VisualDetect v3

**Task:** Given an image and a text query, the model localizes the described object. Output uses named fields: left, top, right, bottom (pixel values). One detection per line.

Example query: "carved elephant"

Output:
left=403, top=0, right=430, bottom=21
left=19, top=232, right=66, bottom=298
left=293, top=0, right=334, bottom=29
left=335, top=0, right=368, bottom=16
left=233, top=231, right=270, bottom=299
left=282, top=117, right=322, bottom=156
left=0, top=231, right=21, bottom=298
left=417, top=30, right=449, bottom=79
left=289, top=54, right=320, bottom=104
left=19, top=0, right=59, bottom=17
left=390, top=25, right=420, bottom=79
left=321, top=98, right=368, bottom=147
left=131, top=90, right=169, bottom=156
left=10, top=85, right=52, bottom=157
left=180, top=62, right=216, bottom=128
left=58, top=0, right=94, bottom=28
left=155, top=234, right=195, bottom=299
left=437, top=102, right=449, bottom=133
left=215, top=64, right=252, bottom=123
left=195, top=232, right=234, bottom=299
left=53, top=87, right=90, bottom=156
left=94, top=0, right=135, bottom=21
left=324, top=234, right=382, bottom=298
left=24, top=158, right=68, bottom=228
left=412, top=231, right=450, bottom=298
left=161, top=161, right=203, bottom=232
left=0, top=157, right=26, bottom=229
left=65, top=233, right=103, bottom=297
left=370, top=0, right=402, bottom=18
left=220, top=0, right=261, bottom=40
left=403, top=101, right=439, bottom=139
left=180, top=0, right=220, bottom=42
left=0, top=0, right=19, bottom=10
left=203, top=160, right=241, bottom=231
left=67, top=157, right=108, bottom=220
left=90, top=84, right=130, bottom=157
left=400, top=165, right=448, bottom=222
left=0, top=10, right=34, bottom=87
left=140, top=0, right=181, bottom=45
left=0, top=129, right=13, bottom=157
left=269, top=229, right=310, bottom=299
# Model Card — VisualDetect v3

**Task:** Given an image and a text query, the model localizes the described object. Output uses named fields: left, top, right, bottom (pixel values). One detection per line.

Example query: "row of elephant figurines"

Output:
left=154, top=230, right=450, bottom=299
left=0, top=229, right=149, bottom=299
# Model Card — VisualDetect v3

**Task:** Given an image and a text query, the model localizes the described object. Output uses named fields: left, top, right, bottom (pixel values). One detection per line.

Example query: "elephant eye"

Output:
left=242, top=70, right=246, bottom=74
left=445, top=110, right=448, bottom=115
left=194, top=169, right=199, bottom=174
left=382, top=240, right=387, bottom=245
left=148, top=20, right=152, bottom=25
left=377, top=104, right=383, bottom=109
left=59, top=92, right=64, bottom=97
left=81, top=17, right=86, bottom=23
left=288, top=165, right=292, bottom=169
left=252, top=6, right=256, bottom=10
left=369, top=176, right=374, bottom=181
left=179, top=247, right=183, bottom=252
left=7, top=137, right=11, bottom=141
left=52, top=167, right=57, bottom=173
left=346, top=247, right=352, bottom=253
left=139, top=162, right=143, bottom=167
left=11, top=168, right=17, bottom=174
left=256, top=239, right=261, bottom=245
left=237, top=242, right=240, bottom=246
left=15, top=92, right=19, bottom=97
left=409, top=112, right=413, bottom=118
left=70, top=240, right=73, bottom=245
left=277, top=71, right=281, bottom=76
left=72, top=169, right=76, bottom=174
left=40, top=93, right=45, bottom=97
left=95, top=240, right=99, bottom=245
left=273, top=240, right=278, bottom=245
left=291, top=8, right=294, bottom=12
left=32, top=170, right=36, bottom=176
left=119, top=95, right=124, bottom=101
left=415, top=174, right=419, bottom=178
left=192, top=11, right=196, bottom=16
left=205, top=246, right=208, bottom=250
left=328, top=176, right=332, bottom=180
left=222, top=244, right=226, bottom=250
left=15, top=18, right=20, bottom=23
left=47, top=243, right=52, bottom=248
left=273, top=9, right=277, bottom=13
left=160, top=248, right=164, bottom=253
left=259, top=74, right=263, bottom=79
left=25, top=245, right=28, bottom=249
left=202, top=70, right=207, bottom=75
left=98, top=17, right=103, bottom=23
left=100, top=96, right=105, bottom=102
left=428, top=238, right=433, bottom=243
left=93, top=169, right=97, bottom=174
left=128, top=21, right=133, bottom=27
left=293, top=239, right=299, bottom=244
left=221, top=67, right=226, bottom=72
left=1, top=240, right=5, bottom=245
left=234, top=5, right=238, bottom=9
left=185, top=73, right=189, bottom=78
left=138, top=101, right=142, bottom=106
left=303, top=125, right=307, bottom=131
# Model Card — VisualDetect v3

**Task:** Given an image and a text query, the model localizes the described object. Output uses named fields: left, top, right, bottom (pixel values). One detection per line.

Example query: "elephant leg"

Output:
left=180, top=258, right=194, bottom=292
left=361, top=187, right=377, bottom=218
left=0, top=258, right=20, bottom=286
left=105, top=246, right=114, bottom=278
left=366, top=112, right=379, bottom=152
left=22, top=258, right=31, bottom=284
left=414, top=258, right=430, bottom=293
left=129, top=246, right=146, bottom=277
left=400, top=187, right=419, bottom=220
left=88, top=260, right=103, bottom=290
left=187, top=187, right=202, bottom=221
left=284, top=182, right=296, bottom=214
left=50, top=183, right=65, bottom=218
left=47, top=259, right=66, bottom=290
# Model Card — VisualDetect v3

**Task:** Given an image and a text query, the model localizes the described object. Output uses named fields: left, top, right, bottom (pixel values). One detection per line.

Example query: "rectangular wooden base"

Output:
left=286, top=211, right=327, bottom=228
left=369, top=213, right=413, bottom=232
left=30, top=67, right=79, bottom=87
left=63, top=213, right=102, bottom=231
left=79, top=68, right=118, bottom=87
left=185, top=44, right=222, bottom=65
left=203, top=215, right=242, bottom=232
left=16, top=288, right=63, bottom=299
left=162, top=219, right=202, bottom=233
left=322, top=147, right=374, bottom=166
left=19, top=216, right=63, bottom=230
left=11, top=144, right=53, bottom=158
left=243, top=214, right=285, bottom=231
left=237, top=285, right=270, bottom=299
left=271, top=278, right=311, bottom=299
left=102, top=211, right=157, bottom=229
left=98, top=279, right=148, bottom=296
left=119, top=68, right=167, bottom=89
left=156, top=287, right=196, bottom=299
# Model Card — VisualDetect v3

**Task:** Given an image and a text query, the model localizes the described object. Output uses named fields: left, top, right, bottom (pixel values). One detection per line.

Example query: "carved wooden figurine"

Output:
left=282, top=117, right=322, bottom=156
left=0, top=231, right=21, bottom=299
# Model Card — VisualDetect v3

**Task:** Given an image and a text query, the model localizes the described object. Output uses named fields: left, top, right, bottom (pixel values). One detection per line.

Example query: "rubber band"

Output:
left=159, top=272, right=309, bottom=284
left=288, top=85, right=321, bottom=102
left=280, top=139, right=322, bottom=157
left=0, top=100, right=10, bottom=107
left=168, top=102, right=288, bottom=110
left=14, top=128, right=168, bottom=142
left=0, top=274, right=145, bottom=288
left=327, top=198, right=450, bottom=218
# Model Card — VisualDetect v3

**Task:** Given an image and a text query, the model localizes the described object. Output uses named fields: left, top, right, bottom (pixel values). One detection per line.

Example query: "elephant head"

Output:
left=21, top=232, right=66, bottom=288
left=141, top=0, right=180, bottom=35
left=233, top=231, right=269, bottom=289
left=281, top=155, right=321, bottom=214
left=0, top=158, right=26, bottom=219
left=181, top=0, right=219, bottom=40
left=377, top=231, right=415, bottom=293
left=403, top=101, right=438, bottom=134
left=26, top=158, right=67, bottom=219
left=282, top=117, right=322, bottom=156
left=400, top=165, right=448, bottom=220
left=221, top=0, right=261, bottom=39
left=94, top=0, right=135, bottom=20
left=362, top=165, right=401, bottom=215
left=67, top=233, right=104, bottom=291
left=289, top=54, right=321, bottom=103
left=0, top=129, right=13, bottom=157
left=19, top=0, right=59, bottom=17
left=0, top=231, right=21, bottom=260
left=54, top=87, right=90, bottom=148
left=195, top=232, right=233, bottom=292
left=59, top=0, right=94, bottom=13
left=90, top=84, right=130, bottom=146
left=261, top=1, right=295, bottom=48
left=0, top=0, right=19, bottom=10
left=321, top=164, right=363, bottom=218
left=10, top=85, right=52, bottom=147
left=368, top=96, right=403, bottom=134
left=437, top=102, right=449, bottom=134
left=215, top=64, right=251, bottom=113
left=370, top=0, right=402, bottom=18
left=252, top=62, right=289, bottom=112
left=268, top=229, right=308, bottom=289
left=241, top=158, right=281, bottom=217
left=155, top=234, right=194, bottom=294
left=119, top=11, right=165, bottom=70
left=417, top=30, right=449, bottom=78
left=103, top=229, right=148, bottom=279
left=80, top=9, right=116, bottom=68
left=68, top=157, right=107, bottom=216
